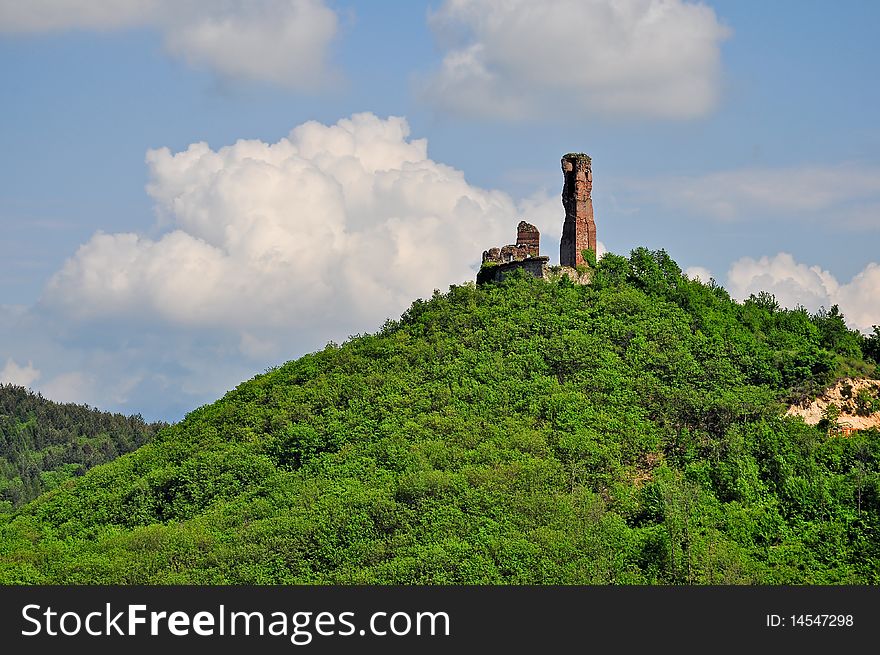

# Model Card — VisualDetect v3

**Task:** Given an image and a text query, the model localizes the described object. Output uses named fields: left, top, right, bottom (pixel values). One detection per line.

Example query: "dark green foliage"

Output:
left=814, top=305, right=862, bottom=359
left=864, top=326, right=880, bottom=364
left=0, top=385, right=165, bottom=510
left=0, top=248, right=877, bottom=584
left=854, top=388, right=880, bottom=417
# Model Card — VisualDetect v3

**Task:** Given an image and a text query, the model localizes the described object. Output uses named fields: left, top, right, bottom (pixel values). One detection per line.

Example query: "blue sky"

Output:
left=1, top=0, right=879, bottom=421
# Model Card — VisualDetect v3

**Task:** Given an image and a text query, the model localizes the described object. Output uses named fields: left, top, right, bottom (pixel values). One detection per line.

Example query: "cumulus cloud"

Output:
left=0, top=0, right=339, bottom=89
left=626, top=164, right=880, bottom=226
left=421, top=0, right=730, bottom=121
left=27, top=113, right=587, bottom=417
left=0, top=358, right=40, bottom=388
left=0, top=112, right=601, bottom=418
left=40, top=371, right=95, bottom=405
left=727, top=252, right=880, bottom=331
left=44, top=113, right=560, bottom=340
left=685, top=266, right=713, bottom=284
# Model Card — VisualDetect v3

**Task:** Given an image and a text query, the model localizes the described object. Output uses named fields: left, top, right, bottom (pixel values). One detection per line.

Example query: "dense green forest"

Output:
left=1, top=247, right=879, bottom=584
left=0, top=385, right=164, bottom=510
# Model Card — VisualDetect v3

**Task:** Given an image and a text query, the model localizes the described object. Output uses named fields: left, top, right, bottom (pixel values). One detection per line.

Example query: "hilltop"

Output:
left=1, top=248, right=878, bottom=584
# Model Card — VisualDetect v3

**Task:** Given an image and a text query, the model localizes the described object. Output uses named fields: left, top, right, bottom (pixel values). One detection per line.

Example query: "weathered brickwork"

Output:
left=482, top=221, right=540, bottom=264
left=559, top=153, right=596, bottom=268
left=516, top=221, right=540, bottom=254
left=477, top=153, right=597, bottom=284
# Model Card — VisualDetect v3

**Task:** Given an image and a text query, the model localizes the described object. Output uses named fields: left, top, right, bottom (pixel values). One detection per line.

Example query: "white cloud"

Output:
left=836, top=264, right=880, bottom=332
left=0, top=301, right=268, bottom=418
left=40, top=371, right=95, bottom=406
left=627, top=164, right=880, bottom=225
left=0, top=0, right=157, bottom=32
left=44, top=113, right=558, bottom=337
left=0, top=358, right=40, bottom=388
left=727, top=252, right=880, bottom=331
left=9, top=113, right=585, bottom=419
left=422, top=0, right=729, bottom=121
left=162, top=1, right=338, bottom=88
left=685, top=266, right=713, bottom=284
left=0, top=0, right=339, bottom=89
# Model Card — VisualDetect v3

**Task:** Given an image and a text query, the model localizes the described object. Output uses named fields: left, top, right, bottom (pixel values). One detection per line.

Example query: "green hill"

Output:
left=0, top=385, right=164, bottom=510
left=1, top=248, right=879, bottom=584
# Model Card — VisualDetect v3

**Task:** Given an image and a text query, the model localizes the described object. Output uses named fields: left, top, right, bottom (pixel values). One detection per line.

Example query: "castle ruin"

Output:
left=477, top=152, right=596, bottom=285
left=559, top=153, right=596, bottom=268
left=481, top=221, right=542, bottom=265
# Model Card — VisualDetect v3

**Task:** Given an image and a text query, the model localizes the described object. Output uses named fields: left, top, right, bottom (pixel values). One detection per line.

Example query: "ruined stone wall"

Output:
left=482, top=245, right=532, bottom=264
left=477, top=256, right=550, bottom=285
left=516, top=220, right=540, bottom=256
left=559, top=153, right=596, bottom=268
left=482, top=221, right=540, bottom=264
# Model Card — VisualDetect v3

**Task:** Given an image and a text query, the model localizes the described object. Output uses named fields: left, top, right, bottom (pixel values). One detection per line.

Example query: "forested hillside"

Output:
left=0, top=385, right=165, bottom=510
left=1, top=248, right=879, bottom=584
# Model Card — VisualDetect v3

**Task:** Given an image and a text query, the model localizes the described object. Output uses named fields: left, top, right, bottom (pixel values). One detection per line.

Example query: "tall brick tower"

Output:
left=559, top=153, right=596, bottom=267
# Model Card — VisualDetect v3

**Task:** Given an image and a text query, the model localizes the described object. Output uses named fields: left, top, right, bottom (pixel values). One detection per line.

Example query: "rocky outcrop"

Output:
left=786, top=377, right=880, bottom=434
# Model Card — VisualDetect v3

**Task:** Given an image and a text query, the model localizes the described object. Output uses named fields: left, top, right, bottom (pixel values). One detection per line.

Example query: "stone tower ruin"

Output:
left=516, top=221, right=540, bottom=254
left=477, top=220, right=548, bottom=285
left=559, top=153, right=596, bottom=268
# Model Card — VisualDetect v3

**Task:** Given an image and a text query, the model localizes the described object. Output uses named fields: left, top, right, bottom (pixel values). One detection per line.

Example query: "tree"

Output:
left=863, top=326, right=880, bottom=364
left=825, top=402, right=842, bottom=422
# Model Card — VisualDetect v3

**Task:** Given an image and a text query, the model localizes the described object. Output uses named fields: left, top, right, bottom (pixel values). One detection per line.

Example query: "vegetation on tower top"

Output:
left=562, top=152, right=592, bottom=164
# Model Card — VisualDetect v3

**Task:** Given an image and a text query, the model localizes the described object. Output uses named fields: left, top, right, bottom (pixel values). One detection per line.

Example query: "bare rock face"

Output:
left=786, top=377, right=880, bottom=435
left=559, top=153, right=596, bottom=268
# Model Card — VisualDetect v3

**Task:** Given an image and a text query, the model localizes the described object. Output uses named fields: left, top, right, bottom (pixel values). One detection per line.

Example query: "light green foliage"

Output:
left=822, top=403, right=842, bottom=426
left=854, top=388, right=880, bottom=417
left=580, top=248, right=597, bottom=269
left=1, top=248, right=878, bottom=584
